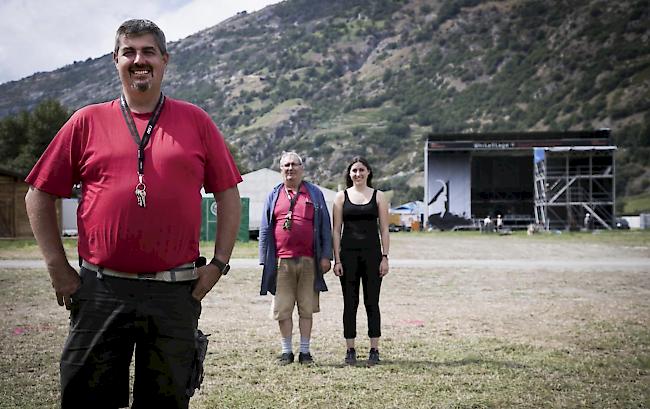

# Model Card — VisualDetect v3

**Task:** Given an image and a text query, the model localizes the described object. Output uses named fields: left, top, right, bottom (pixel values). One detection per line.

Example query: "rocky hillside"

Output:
left=1, top=0, right=648, bottom=200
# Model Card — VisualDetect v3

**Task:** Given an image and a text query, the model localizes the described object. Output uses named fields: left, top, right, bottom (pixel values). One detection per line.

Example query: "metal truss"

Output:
left=534, top=147, right=616, bottom=231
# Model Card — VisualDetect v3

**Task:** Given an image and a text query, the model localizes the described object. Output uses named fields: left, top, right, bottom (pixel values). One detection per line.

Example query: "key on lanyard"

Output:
left=283, top=211, right=293, bottom=230
left=135, top=175, right=147, bottom=208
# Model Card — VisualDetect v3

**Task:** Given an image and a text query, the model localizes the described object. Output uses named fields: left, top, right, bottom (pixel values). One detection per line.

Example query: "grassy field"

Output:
left=2, top=229, right=649, bottom=260
left=0, top=238, right=261, bottom=260
left=1, top=232, right=649, bottom=408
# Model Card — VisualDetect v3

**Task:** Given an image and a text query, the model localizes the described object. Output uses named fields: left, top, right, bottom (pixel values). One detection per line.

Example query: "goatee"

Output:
left=133, top=82, right=150, bottom=92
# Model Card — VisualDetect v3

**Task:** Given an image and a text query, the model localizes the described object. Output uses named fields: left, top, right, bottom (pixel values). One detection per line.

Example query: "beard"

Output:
left=131, top=80, right=151, bottom=92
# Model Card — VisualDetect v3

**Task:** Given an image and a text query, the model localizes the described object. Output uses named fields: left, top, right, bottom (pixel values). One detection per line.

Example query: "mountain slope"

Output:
left=1, top=0, right=648, bottom=199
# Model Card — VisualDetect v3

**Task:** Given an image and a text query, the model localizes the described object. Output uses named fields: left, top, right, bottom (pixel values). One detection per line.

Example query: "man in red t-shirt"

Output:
left=25, top=19, right=241, bottom=408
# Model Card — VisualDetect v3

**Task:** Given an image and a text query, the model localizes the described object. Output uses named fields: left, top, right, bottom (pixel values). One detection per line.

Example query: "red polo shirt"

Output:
left=273, top=183, right=314, bottom=258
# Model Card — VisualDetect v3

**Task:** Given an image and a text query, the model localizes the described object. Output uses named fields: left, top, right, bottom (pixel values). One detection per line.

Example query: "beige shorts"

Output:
left=272, top=257, right=320, bottom=320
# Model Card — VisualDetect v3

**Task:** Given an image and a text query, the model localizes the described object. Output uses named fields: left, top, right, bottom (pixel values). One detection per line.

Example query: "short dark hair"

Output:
left=345, top=156, right=373, bottom=188
left=114, top=19, right=167, bottom=55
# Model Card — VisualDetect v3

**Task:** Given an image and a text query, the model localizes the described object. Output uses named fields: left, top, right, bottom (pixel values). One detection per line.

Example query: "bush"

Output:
left=386, top=122, right=411, bottom=138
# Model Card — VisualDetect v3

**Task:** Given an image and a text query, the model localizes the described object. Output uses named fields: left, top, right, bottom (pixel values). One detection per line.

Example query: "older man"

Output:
left=259, top=152, right=332, bottom=364
left=25, top=19, right=241, bottom=408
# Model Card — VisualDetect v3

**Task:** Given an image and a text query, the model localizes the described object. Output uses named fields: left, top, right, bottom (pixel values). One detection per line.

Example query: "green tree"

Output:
left=386, top=121, right=411, bottom=138
left=227, top=142, right=249, bottom=174
left=10, top=100, right=71, bottom=175
left=0, top=112, right=28, bottom=165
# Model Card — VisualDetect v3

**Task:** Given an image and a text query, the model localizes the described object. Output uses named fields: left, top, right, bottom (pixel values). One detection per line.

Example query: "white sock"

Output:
left=281, top=336, right=292, bottom=354
left=299, top=337, right=310, bottom=354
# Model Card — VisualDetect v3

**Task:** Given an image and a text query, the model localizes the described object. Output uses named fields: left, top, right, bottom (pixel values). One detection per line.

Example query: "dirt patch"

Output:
left=195, top=232, right=650, bottom=351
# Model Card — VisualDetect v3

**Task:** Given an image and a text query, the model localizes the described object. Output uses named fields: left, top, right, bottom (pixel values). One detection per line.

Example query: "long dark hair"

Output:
left=345, top=156, right=373, bottom=188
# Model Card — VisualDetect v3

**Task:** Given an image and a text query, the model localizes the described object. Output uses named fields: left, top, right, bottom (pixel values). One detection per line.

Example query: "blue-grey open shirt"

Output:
left=258, top=181, right=332, bottom=295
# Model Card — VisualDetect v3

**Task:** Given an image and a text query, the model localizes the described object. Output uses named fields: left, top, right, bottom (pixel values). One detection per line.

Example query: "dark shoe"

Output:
left=368, top=348, right=380, bottom=365
left=345, top=348, right=357, bottom=365
left=278, top=352, right=294, bottom=365
left=298, top=352, right=314, bottom=365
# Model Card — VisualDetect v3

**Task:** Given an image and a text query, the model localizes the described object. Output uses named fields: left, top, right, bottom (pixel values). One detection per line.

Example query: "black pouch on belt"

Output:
left=186, top=329, right=210, bottom=397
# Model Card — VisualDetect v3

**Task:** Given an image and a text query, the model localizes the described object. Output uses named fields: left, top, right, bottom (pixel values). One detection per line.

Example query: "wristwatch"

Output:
left=209, top=257, right=230, bottom=275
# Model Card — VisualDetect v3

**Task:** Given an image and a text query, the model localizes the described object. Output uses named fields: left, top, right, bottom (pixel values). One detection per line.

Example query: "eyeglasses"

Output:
left=281, top=162, right=302, bottom=169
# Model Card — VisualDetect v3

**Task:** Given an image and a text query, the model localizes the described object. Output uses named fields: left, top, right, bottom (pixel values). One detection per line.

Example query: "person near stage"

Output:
left=496, top=214, right=504, bottom=231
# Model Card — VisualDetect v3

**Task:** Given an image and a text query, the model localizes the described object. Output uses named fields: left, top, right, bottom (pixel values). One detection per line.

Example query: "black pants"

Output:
left=60, top=268, right=201, bottom=409
left=339, top=248, right=382, bottom=339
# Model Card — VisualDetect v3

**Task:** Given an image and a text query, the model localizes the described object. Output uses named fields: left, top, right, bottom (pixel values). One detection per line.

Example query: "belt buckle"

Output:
left=138, top=272, right=157, bottom=280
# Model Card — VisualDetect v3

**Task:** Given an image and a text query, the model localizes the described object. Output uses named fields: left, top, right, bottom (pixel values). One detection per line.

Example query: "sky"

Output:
left=0, top=0, right=281, bottom=84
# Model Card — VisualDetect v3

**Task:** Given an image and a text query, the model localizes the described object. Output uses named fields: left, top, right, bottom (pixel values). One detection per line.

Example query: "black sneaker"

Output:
left=278, top=352, right=294, bottom=365
left=345, top=348, right=357, bottom=365
left=298, top=352, right=314, bottom=365
left=368, top=348, right=380, bottom=365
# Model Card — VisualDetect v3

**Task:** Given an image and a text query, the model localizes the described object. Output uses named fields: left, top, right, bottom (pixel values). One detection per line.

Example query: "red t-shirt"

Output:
left=26, top=97, right=242, bottom=272
left=273, top=184, right=314, bottom=258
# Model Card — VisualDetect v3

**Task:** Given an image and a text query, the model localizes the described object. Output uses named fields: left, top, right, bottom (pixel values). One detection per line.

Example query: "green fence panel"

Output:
left=239, top=197, right=249, bottom=242
left=200, top=197, right=249, bottom=242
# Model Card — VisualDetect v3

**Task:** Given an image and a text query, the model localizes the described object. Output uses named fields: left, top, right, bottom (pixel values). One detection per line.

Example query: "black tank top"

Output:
left=341, top=189, right=380, bottom=250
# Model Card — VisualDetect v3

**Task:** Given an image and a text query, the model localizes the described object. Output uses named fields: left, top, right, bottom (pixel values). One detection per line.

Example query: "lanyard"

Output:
left=285, top=185, right=302, bottom=210
left=119, top=93, right=165, bottom=207
left=282, top=183, right=302, bottom=230
left=119, top=93, right=165, bottom=176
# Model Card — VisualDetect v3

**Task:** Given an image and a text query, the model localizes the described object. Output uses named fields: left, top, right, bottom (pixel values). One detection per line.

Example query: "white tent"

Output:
left=390, top=200, right=425, bottom=227
left=226, top=168, right=336, bottom=237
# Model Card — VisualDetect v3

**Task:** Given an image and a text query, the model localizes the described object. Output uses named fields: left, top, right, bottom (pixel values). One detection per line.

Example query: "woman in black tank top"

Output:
left=332, top=156, right=390, bottom=365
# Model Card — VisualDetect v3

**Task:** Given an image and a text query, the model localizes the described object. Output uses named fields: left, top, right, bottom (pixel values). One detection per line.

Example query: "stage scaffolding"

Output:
left=534, top=146, right=616, bottom=231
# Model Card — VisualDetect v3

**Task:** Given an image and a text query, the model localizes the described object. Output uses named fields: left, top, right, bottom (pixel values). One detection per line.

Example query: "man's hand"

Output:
left=26, top=187, right=80, bottom=309
left=191, top=264, right=222, bottom=301
left=320, top=258, right=331, bottom=274
left=48, top=263, right=81, bottom=310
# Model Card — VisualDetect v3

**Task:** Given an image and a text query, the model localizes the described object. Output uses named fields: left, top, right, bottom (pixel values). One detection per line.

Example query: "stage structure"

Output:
left=424, top=130, right=615, bottom=231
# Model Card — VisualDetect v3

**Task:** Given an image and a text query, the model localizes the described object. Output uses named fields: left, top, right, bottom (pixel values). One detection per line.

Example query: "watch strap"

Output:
left=209, top=257, right=230, bottom=275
